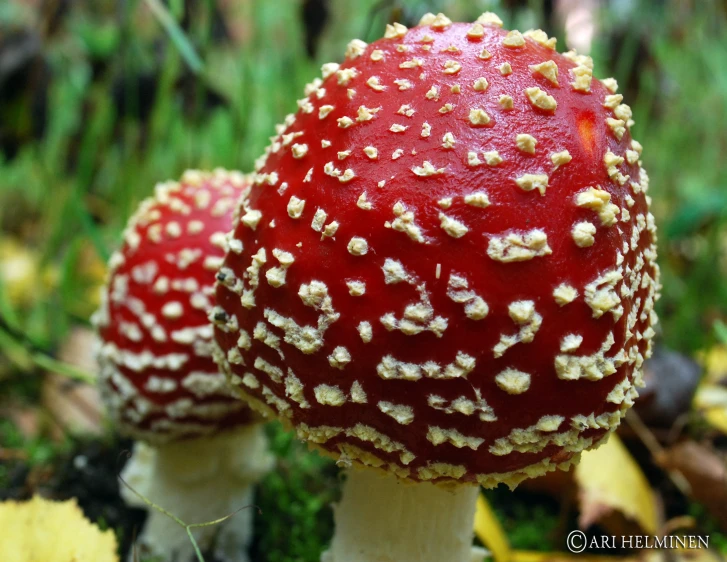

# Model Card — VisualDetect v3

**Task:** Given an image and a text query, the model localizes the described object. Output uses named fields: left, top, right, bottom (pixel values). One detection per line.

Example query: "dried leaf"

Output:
left=2, top=405, right=40, bottom=439
left=656, top=441, right=727, bottom=529
left=41, top=328, right=104, bottom=436
left=53, top=327, right=98, bottom=374
left=0, top=495, right=118, bottom=561
left=575, top=434, right=658, bottom=534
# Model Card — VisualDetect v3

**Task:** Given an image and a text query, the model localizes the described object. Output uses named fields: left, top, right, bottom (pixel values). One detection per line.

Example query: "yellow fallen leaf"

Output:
left=69, top=240, right=108, bottom=314
left=693, top=346, right=727, bottom=434
left=473, top=482, right=717, bottom=562
left=0, top=237, right=41, bottom=307
left=703, top=408, right=727, bottom=434
left=474, top=493, right=512, bottom=562
left=512, top=551, right=632, bottom=562
left=514, top=548, right=725, bottom=562
left=0, top=495, right=118, bottom=562
left=694, top=385, right=727, bottom=434
left=575, top=433, right=658, bottom=534
left=666, top=547, right=727, bottom=562
left=699, top=346, right=727, bottom=382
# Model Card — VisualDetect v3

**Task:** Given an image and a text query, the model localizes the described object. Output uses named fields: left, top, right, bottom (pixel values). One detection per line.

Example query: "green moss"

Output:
left=688, top=502, right=727, bottom=554
left=484, top=486, right=561, bottom=552
left=0, top=419, right=70, bottom=466
left=251, top=423, right=339, bottom=562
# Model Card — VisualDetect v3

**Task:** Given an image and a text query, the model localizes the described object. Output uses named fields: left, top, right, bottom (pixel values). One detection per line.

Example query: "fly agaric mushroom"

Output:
left=93, top=169, right=272, bottom=562
left=211, top=12, right=659, bottom=562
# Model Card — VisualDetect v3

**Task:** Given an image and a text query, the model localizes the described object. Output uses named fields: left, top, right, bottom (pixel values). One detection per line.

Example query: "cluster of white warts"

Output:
left=208, top=14, right=661, bottom=481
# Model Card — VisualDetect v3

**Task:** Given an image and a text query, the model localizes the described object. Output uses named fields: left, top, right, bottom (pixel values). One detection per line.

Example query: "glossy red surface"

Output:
left=214, top=21, right=658, bottom=483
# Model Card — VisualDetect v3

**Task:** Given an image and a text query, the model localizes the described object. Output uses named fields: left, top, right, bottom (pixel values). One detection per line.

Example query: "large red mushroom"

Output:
left=211, top=12, right=659, bottom=562
left=93, top=169, right=271, bottom=562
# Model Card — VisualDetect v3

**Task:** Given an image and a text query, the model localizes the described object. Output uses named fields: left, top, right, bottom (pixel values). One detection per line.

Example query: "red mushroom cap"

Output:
left=94, top=169, right=256, bottom=444
left=212, top=14, right=659, bottom=487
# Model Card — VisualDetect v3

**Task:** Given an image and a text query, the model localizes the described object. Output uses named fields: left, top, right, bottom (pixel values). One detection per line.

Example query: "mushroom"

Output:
left=93, top=169, right=272, bottom=562
left=211, top=13, right=659, bottom=562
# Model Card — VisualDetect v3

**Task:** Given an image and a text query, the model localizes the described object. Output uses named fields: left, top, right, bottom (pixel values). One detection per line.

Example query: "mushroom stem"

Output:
left=120, top=424, right=272, bottom=562
left=323, top=467, right=485, bottom=562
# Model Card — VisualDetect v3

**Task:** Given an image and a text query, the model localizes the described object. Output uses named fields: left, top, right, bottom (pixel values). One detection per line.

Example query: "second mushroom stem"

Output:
left=120, top=424, right=272, bottom=562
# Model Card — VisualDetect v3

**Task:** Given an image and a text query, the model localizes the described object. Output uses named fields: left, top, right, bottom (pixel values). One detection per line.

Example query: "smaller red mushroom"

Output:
left=92, top=169, right=271, bottom=562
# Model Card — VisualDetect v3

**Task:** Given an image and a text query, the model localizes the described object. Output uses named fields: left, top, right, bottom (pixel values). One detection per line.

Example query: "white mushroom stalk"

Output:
left=322, top=468, right=485, bottom=562
left=121, top=426, right=272, bottom=562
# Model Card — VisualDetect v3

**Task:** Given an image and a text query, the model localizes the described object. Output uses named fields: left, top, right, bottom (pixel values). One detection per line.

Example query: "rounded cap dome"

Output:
left=212, top=14, right=659, bottom=487
left=94, top=169, right=256, bottom=444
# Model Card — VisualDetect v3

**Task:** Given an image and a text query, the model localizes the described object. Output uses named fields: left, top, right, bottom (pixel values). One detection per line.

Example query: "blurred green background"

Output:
left=0, top=0, right=726, bottom=560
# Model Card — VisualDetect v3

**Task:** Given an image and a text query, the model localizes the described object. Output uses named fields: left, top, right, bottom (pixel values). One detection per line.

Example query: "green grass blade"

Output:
left=143, top=0, right=204, bottom=74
